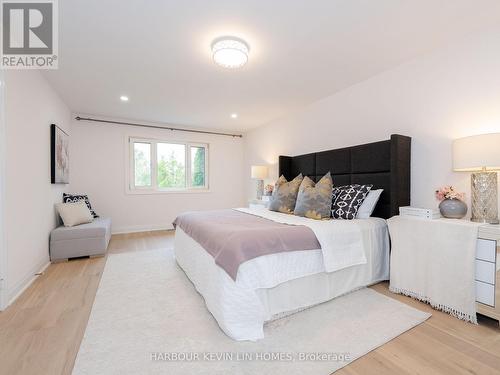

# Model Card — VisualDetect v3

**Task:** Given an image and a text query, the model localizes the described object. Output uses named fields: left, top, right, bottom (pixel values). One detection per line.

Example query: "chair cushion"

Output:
left=63, top=193, right=99, bottom=218
left=55, top=201, right=93, bottom=227
left=51, top=217, right=111, bottom=241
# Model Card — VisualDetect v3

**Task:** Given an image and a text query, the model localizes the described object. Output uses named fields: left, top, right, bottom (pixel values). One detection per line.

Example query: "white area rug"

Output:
left=73, top=249, right=430, bottom=375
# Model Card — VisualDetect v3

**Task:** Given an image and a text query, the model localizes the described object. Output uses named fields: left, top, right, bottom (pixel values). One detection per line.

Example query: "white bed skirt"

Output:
left=174, top=221, right=389, bottom=341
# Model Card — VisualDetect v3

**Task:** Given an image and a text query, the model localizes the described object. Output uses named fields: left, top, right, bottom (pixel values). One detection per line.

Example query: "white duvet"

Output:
left=174, top=208, right=390, bottom=341
left=236, top=207, right=367, bottom=273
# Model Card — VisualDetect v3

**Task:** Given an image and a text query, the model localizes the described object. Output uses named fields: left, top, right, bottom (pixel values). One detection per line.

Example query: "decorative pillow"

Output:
left=331, top=184, right=373, bottom=220
left=357, top=189, right=383, bottom=218
left=294, top=172, right=333, bottom=220
left=268, top=174, right=303, bottom=214
left=55, top=201, right=93, bottom=227
left=63, top=193, right=99, bottom=218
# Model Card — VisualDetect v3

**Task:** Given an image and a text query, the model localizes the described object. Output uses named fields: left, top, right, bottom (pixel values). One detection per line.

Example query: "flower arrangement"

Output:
left=264, top=184, right=274, bottom=196
left=435, top=186, right=465, bottom=202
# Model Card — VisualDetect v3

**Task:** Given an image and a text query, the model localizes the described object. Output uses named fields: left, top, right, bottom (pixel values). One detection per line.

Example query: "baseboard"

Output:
left=112, top=223, right=174, bottom=235
left=5, top=257, right=50, bottom=308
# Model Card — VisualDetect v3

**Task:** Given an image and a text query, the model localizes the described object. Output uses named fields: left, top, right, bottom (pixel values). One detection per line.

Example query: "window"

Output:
left=157, top=143, right=186, bottom=189
left=133, top=142, right=151, bottom=187
left=129, top=138, right=208, bottom=192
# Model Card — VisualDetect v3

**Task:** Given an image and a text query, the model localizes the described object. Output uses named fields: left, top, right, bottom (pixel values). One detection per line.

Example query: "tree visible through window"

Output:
left=191, top=146, right=205, bottom=187
left=134, top=143, right=151, bottom=187
left=157, top=143, right=185, bottom=189
left=131, top=138, right=208, bottom=191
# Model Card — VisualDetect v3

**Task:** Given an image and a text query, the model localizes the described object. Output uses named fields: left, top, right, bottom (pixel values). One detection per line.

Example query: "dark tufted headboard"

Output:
left=278, top=134, right=411, bottom=219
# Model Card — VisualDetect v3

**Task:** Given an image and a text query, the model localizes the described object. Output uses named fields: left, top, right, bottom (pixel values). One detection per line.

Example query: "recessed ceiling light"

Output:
left=212, top=37, right=249, bottom=69
left=231, top=113, right=238, bottom=119
left=120, top=95, right=129, bottom=102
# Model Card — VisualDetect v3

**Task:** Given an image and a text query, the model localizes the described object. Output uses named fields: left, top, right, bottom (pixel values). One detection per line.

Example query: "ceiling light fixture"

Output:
left=120, top=95, right=129, bottom=102
left=212, top=37, right=249, bottom=69
left=231, top=113, right=238, bottom=119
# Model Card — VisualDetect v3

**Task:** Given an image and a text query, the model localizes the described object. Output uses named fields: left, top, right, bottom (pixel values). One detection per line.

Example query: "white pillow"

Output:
left=56, top=200, right=93, bottom=227
left=356, top=189, right=383, bottom=219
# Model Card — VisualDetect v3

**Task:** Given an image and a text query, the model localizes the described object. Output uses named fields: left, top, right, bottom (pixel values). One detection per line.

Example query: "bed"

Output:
left=174, top=134, right=411, bottom=341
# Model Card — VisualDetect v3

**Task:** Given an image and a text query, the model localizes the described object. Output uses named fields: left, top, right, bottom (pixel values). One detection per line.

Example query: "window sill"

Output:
left=126, top=188, right=211, bottom=195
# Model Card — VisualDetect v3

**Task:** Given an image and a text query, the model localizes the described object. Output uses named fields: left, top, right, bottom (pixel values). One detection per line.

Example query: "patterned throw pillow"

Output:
left=268, top=174, right=303, bottom=214
left=331, top=184, right=373, bottom=220
left=62, top=193, right=99, bottom=218
left=294, top=172, right=333, bottom=220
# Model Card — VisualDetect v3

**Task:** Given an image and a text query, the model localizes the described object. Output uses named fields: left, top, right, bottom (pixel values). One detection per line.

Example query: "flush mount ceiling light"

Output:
left=231, top=113, right=238, bottom=119
left=211, top=37, right=249, bottom=69
left=120, top=95, right=129, bottom=102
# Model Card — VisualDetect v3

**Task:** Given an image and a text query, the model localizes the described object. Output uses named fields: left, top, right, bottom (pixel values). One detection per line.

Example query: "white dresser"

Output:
left=476, top=225, right=500, bottom=321
left=389, top=216, right=500, bottom=325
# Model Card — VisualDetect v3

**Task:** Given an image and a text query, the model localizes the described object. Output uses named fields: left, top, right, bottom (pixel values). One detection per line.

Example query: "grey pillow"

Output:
left=268, top=174, right=303, bottom=214
left=294, top=172, right=333, bottom=220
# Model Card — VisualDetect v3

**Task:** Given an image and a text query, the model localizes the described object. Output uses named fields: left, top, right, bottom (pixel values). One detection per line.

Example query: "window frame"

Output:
left=128, top=137, right=209, bottom=194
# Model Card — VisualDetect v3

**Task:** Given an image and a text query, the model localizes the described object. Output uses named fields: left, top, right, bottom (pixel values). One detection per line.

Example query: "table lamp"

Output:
left=251, top=165, right=268, bottom=199
left=453, top=133, right=500, bottom=224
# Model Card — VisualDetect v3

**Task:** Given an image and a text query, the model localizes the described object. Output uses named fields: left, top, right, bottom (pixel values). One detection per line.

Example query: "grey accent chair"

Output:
left=50, top=217, right=111, bottom=261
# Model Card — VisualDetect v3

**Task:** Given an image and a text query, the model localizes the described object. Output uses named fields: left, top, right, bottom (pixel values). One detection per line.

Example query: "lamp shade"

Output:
left=251, top=165, right=268, bottom=179
left=453, top=133, right=500, bottom=172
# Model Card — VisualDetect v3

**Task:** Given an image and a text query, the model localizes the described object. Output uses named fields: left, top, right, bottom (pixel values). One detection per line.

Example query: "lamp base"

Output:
left=471, top=217, right=499, bottom=224
left=471, top=171, right=499, bottom=224
left=256, top=179, right=264, bottom=200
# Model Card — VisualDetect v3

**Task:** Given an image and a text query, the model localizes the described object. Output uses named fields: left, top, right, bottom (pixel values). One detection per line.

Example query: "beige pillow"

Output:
left=56, top=200, right=93, bottom=227
left=294, top=172, right=333, bottom=220
left=268, top=174, right=303, bottom=214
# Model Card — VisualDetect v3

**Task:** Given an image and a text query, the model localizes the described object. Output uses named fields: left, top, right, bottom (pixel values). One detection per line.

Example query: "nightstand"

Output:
left=248, top=198, right=269, bottom=210
left=388, top=216, right=500, bottom=326
left=476, top=224, right=500, bottom=321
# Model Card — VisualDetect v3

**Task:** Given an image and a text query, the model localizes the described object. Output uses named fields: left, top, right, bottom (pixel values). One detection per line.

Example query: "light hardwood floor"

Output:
left=0, top=230, right=499, bottom=375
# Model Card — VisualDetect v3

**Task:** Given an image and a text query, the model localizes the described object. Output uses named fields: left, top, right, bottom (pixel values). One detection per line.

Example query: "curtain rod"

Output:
left=74, top=116, right=243, bottom=138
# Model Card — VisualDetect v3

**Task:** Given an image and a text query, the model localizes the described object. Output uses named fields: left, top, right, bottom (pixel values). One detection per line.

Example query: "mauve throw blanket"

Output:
left=173, top=209, right=320, bottom=280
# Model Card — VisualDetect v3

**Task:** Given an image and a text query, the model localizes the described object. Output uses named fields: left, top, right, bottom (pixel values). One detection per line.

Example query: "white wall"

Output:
left=244, top=27, right=500, bottom=213
left=0, top=69, right=6, bottom=309
left=3, top=71, right=71, bottom=305
left=69, top=117, right=245, bottom=233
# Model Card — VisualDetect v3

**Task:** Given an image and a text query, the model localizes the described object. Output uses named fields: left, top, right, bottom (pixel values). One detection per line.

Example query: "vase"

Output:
left=439, top=198, right=467, bottom=219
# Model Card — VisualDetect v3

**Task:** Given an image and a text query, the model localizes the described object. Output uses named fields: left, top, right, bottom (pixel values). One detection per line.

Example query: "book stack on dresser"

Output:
left=399, top=206, right=441, bottom=220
